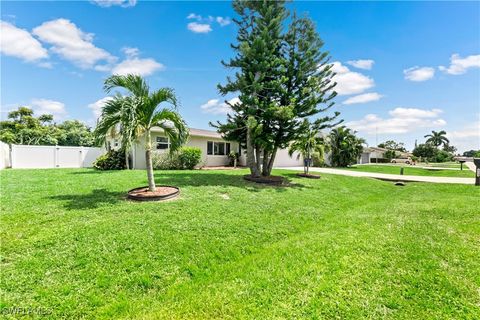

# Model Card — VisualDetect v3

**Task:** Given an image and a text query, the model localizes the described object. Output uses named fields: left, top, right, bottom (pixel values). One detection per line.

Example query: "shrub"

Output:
left=152, top=152, right=181, bottom=170
left=178, top=147, right=202, bottom=169
left=433, top=150, right=453, bottom=163
left=93, top=150, right=125, bottom=170
left=369, top=158, right=390, bottom=163
left=312, top=151, right=325, bottom=167
left=228, top=151, right=239, bottom=166
left=384, top=150, right=398, bottom=160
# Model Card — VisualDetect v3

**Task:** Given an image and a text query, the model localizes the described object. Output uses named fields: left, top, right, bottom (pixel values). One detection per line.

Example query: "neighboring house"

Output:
left=358, top=146, right=413, bottom=164
left=110, top=127, right=304, bottom=169
left=359, top=147, right=388, bottom=164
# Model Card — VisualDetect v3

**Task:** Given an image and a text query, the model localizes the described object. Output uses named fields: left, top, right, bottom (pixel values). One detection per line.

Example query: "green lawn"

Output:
left=420, top=162, right=465, bottom=169
left=1, top=169, right=479, bottom=319
left=341, top=164, right=475, bottom=178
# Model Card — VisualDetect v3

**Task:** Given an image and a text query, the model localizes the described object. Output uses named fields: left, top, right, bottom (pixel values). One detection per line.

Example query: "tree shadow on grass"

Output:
left=69, top=169, right=121, bottom=175
left=152, top=171, right=309, bottom=192
left=49, top=188, right=125, bottom=210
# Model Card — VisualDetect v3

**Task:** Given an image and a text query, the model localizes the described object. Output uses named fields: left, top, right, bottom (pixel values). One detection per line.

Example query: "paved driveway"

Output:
left=278, top=167, right=475, bottom=185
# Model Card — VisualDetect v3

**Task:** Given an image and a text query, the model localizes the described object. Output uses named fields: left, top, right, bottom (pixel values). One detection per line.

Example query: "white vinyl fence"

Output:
left=0, top=142, right=11, bottom=169
left=11, top=145, right=105, bottom=169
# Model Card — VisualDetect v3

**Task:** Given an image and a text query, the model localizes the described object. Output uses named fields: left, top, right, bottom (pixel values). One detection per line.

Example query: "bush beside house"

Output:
left=93, top=150, right=126, bottom=170
left=152, top=147, right=202, bottom=170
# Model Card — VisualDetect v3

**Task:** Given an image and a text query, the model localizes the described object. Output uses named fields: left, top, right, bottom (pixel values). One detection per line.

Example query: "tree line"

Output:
left=0, top=106, right=97, bottom=147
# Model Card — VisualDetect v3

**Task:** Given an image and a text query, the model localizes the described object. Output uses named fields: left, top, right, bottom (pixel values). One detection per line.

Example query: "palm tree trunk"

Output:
left=125, top=149, right=130, bottom=170
left=145, top=129, right=156, bottom=192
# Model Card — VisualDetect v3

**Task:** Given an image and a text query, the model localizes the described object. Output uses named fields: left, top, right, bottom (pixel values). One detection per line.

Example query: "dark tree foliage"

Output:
left=0, top=107, right=96, bottom=146
left=378, top=140, right=406, bottom=152
left=212, top=0, right=340, bottom=177
left=328, top=126, right=365, bottom=167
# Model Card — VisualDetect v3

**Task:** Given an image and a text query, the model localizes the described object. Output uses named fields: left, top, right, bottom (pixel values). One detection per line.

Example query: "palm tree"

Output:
left=288, top=120, right=327, bottom=175
left=95, top=74, right=188, bottom=192
left=424, top=130, right=449, bottom=148
left=95, top=94, right=137, bottom=169
left=328, top=126, right=365, bottom=167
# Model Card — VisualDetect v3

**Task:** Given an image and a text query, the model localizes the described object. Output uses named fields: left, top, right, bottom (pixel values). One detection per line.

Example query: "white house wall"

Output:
left=131, top=133, right=239, bottom=169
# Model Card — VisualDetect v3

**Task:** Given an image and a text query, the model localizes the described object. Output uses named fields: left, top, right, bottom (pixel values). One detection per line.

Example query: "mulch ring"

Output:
left=127, top=186, right=180, bottom=202
left=296, top=173, right=321, bottom=179
left=243, top=174, right=286, bottom=186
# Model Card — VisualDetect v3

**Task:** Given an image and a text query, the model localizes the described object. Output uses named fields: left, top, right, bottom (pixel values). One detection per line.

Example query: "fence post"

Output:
left=54, top=145, right=58, bottom=168
left=79, top=147, right=84, bottom=167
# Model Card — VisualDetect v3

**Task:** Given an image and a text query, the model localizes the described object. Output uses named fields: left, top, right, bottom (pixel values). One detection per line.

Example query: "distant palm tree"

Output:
left=95, top=74, right=188, bottom=192
left=424, top=130, right=449, bottom=148
left=288, top=120, right=327, bottom=175
left=328, top=126, right=365, bottom=167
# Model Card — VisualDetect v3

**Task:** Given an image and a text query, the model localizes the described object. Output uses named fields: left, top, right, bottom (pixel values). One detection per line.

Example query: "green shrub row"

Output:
left=152, top=147, right=202, bottom=170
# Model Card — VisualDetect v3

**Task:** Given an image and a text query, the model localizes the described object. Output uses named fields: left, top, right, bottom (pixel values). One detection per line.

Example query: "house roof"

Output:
left=151, top=127, right=223, bottom=139
left=364, top=146, right=388, bottom=153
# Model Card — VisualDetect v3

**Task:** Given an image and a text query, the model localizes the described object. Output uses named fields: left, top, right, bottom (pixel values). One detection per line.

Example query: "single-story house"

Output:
left=358, top=146, right=413, bottom=164
left=109, top=127, right=304, bottom=169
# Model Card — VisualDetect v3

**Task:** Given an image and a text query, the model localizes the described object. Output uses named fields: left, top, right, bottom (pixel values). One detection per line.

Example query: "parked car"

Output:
left=391, top=157, right=415, bottom=165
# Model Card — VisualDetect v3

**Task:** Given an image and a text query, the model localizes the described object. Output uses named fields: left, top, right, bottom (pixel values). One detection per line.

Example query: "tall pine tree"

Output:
left=213, top=0, right=340, bottom=177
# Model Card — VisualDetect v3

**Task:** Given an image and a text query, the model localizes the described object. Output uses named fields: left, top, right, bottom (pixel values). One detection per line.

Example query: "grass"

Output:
left=341, top=164, right=475, bottom=178
left=419, top=162, right=465, bottom=169
left=1, top=168, right=479, bottom=319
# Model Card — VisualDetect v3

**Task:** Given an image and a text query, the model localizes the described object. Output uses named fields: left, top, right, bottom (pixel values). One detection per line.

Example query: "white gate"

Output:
left=11, top=145, right=105, bottom=169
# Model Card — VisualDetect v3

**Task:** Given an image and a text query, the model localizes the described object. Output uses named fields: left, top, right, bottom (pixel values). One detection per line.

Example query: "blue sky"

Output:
left=1, top=0, right=479, bottom=152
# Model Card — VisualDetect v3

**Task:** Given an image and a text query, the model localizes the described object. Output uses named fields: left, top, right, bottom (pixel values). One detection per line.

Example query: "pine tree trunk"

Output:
left=246, top=126, right=260, bottom=177
left=145, top=130, right=156, bottom=192
left=265, top=148, right=277, bottom=177
left=262, top=150, right=270, bottom=176
left=255, top=146, right=262, bottom=176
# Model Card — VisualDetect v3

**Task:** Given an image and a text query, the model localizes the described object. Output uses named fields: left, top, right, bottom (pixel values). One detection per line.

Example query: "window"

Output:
left=207, top=141, right=213, bottom=155
left=156, top=136, right=169, bottom=150
left=207, top=141, right=231, bottom=156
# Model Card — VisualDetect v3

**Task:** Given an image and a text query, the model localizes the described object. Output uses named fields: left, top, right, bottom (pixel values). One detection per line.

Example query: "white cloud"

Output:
left=216, top=16, right=231, bottom=27
left=345, top=107, right=446, bottom=134
left=447, top=120, right=480, bottom=153
left=187, top=13, right=202, bottom=21
left=404, top=66, right=435, bottom=82
left=186, top=13, right=230, bottom=33
left=30, top=98, right=66, bottom=119
left=439, top=54, right=480, bottom=75
left=343, top=92, right=383, bottom=105
left=91, top=0, right=136, bottom=7
left=0, top=21, right=49, bottom=63
left=331, top=62, right=375, bottom=95
left=187, top=22, right=212, bottom=34
left=389, top=107, right=443, bottom=119
left=200, top=97, right=239, bottom=115
left=111, top=58, right=164, bottom=76
left=88, top=97, right=113, bottom=119
left=111, top=47, right=164, bottom=76
left=122, top=46, right=139, bottom=58
left=33, top=18, right=116, bottom=69
left=346, top=59, right=374, bottom=70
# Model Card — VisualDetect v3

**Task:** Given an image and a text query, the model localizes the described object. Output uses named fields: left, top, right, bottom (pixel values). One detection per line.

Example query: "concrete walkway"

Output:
left=278, top=167, right=475, bottom=185
left=465, top=161, right=477, bottom=173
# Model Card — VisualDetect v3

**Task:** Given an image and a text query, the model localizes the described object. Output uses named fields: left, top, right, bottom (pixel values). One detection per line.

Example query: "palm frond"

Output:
left=153, top=109, right=189, bottom=152
left=104, top=74, right=150, bottom=98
